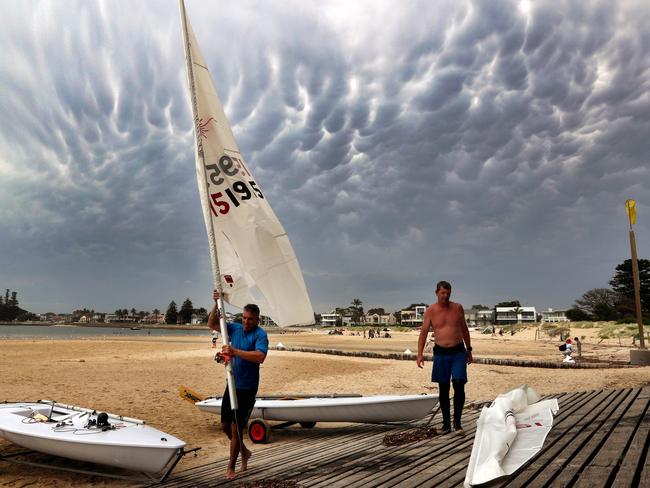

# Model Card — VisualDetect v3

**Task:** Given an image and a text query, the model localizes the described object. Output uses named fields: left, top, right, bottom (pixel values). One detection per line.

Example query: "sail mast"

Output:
left=178, top=0, right=238, bottom=410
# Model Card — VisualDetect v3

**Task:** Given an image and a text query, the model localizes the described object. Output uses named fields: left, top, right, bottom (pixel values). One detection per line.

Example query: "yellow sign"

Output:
left=625, top=199, right=636, bottom=226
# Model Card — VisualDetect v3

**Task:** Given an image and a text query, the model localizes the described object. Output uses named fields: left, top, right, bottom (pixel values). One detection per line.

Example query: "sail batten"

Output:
left=179, top=1, right=314, bottom=327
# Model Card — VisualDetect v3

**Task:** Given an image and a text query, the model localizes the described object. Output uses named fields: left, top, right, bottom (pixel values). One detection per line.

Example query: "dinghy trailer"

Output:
left=197, top=393, right=439, bottom=444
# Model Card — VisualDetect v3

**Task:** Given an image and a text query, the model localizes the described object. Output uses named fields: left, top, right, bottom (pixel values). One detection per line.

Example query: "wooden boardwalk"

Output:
left=157, top=387, right=650, bottom=487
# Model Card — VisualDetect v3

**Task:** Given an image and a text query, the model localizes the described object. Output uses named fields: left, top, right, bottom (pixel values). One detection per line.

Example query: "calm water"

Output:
left=0, top=324, right=211, bottom=339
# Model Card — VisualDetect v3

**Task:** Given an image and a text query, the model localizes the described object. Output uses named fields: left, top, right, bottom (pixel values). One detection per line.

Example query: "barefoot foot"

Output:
left=226, top=467, right=236, bottom=480
left=241, top=449, right=251, bottom=472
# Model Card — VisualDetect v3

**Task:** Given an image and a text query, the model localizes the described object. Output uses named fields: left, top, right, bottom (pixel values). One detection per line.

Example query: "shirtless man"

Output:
left=417, top=281, right=472, bottom=434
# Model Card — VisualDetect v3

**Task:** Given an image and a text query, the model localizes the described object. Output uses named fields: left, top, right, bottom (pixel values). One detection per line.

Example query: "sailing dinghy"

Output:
left=196, top=394, right=438, bottom=424
left=0, top=401, right=186, bottom=474
left=179, top=2, right=435, bottom=442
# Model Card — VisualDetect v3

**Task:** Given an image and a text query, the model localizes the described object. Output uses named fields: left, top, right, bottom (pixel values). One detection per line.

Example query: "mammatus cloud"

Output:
left=0, top=0, right=648, bottom=314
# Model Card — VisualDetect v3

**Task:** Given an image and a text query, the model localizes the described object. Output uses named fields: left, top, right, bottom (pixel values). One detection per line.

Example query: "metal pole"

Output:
left=178, top=0, right=238, bottom=409
left=629, top=229, right=646, bottom=349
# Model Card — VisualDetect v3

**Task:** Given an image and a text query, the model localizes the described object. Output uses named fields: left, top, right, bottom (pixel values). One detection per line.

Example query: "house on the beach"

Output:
left=320, top=312, right=342, bottom=326
left=364, top=312, right=396, bottom=325
left=400, top=305, right=427, bottom=326
left=495, top=306, right=537, bottom=325
left=541, top=308, right=569, bottom=322
left=464, top=307, right=493, bottom=326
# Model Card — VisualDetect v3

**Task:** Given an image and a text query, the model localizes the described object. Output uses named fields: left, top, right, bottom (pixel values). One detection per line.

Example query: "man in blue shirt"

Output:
left=208, top=290, right=269, bottom=480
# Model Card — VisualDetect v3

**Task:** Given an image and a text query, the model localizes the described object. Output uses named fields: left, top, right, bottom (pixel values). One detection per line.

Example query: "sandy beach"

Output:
left=1, top=327, right=649, bottom=486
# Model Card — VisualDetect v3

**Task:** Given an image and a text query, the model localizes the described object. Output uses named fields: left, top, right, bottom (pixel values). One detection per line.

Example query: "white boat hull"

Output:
left=0, top=402, right=186, bottom=473
left=196, top=394, right=438, bottom=424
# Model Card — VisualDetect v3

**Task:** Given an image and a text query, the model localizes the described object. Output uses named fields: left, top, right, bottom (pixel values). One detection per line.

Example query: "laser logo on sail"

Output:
left=199, top=117, right=215, bottom=138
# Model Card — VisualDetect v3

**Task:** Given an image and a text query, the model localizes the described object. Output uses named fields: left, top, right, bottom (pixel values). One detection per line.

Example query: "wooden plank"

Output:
left=162, top=424, right=389, bottom=487
left=293, top=414, right=445, bottom=487
left=155, top=389, right=650, bottom=488
left=611, top=386, right=650, bottom=488
left=520, top=389, right=634, bottom=488
left=391, top=392, right=576, bottom=488
left=340, top=393, right=573, bottom=488
left=229, top=425, right=399, bottom=487
left=572, top=388, right=648, bottom=488
left=315, top=415, right=476, bottom=486
left=306, top=408, right=482, bottom=488
left=548, top=389, right=639, bottom=488
left=492, top=388, right=614, bottom=487
left=363, top=420, right=479, bottom=488
left=395, top=391, right=580, bottom=488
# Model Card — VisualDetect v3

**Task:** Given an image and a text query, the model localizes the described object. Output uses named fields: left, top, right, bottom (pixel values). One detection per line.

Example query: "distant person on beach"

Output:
left=208, top=290, right=269, bottom=480
left=573, top=337, right=582, bottom=357
left=416, top=281, right=472, bottom=435
left=211, top=330, right=219, bottom=348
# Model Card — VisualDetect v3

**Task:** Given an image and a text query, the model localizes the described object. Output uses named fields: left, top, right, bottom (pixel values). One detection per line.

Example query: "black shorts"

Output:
left=221, top=387, right=257, bottom=426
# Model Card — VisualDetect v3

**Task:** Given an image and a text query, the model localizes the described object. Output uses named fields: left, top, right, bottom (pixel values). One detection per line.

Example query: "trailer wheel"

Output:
left=300, top=421, right=316, bottom=428
left=248, top=419, right=270, bottom=443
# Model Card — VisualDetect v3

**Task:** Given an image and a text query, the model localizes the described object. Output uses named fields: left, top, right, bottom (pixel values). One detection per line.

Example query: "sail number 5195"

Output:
left=209, top=180, right=264, bottom=217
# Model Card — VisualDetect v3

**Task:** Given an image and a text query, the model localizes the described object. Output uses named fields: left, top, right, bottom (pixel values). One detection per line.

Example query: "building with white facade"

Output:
left=541, top=308, right=569, bottom=322
left=320, top=312, right=341, bottom=326
left=401, top=305, right=427, bottom=326
left=476, top=309, right=494, bottom=325
left=495, top=306, right=537, bottom=325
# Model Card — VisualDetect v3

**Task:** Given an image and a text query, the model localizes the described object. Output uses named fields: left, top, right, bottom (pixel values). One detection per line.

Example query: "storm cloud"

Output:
left=1, top=0, right=649, bottom=314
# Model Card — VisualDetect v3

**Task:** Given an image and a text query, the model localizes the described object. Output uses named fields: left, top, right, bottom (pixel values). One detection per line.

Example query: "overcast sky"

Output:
left=1, top=0, right=649, bottom=315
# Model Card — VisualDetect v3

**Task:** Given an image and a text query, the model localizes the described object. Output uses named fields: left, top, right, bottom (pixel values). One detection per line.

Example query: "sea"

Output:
left=0, top=324, right=211, bottom=340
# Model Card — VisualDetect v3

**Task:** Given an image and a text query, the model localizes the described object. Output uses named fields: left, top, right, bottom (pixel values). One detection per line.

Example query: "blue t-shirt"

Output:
left=226, top=322, right=269, bottom=389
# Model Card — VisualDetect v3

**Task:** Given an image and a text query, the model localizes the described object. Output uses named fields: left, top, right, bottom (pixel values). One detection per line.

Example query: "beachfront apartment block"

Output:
left=401, top=305, right=427, bottom=326
left=465, top=308, right=493, bottom=326
left=477, top=309, right=494, bottom=324
left=541, top=308, right=569, bottom=322
left=320, top=312, right=341, bottom=326
left=495, top=306, right=537, bottom=324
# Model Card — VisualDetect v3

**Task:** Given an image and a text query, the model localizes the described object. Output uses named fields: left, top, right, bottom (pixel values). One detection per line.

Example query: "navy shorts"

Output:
left=221, top=387, right=257, bottom=427
left=431, top=343, right=467, bottom=384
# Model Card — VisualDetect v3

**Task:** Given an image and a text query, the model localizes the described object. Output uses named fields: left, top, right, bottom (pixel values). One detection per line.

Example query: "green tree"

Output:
left=496, top=300, right=521, bottom=308
left=350, top=298, right=364, bottom=325
left=609, top=258, right=650, bottom=316
left=367, top=308, right=385, bottom=315
left=574, top=288, right=618, bottom=320
left=566, top=308, right=591, bottom=321
left=179, top=298, right=194, bottom=324
left=165, top=301, right=178, bottom=324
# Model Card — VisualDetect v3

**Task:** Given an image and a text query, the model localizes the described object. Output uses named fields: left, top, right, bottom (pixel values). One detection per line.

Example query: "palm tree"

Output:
left=351, top=298, right=363, bottom=325
left=511, top=306, right=522, bottom=335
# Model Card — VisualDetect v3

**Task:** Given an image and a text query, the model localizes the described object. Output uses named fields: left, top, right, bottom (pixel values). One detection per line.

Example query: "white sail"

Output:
left=179, top=2, right=314, bottom=327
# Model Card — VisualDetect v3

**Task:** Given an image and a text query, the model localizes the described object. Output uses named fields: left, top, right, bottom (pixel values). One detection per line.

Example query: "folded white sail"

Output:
left=180, top=2, right=314, bottom=327
left=464, top=385, right=559, bottom=487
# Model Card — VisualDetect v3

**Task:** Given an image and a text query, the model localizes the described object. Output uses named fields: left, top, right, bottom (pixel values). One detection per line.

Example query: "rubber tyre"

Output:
left=299, top=421, right=316, bottom=428
left=248, top=419, right=270, bottom=443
